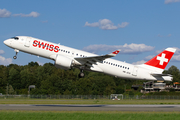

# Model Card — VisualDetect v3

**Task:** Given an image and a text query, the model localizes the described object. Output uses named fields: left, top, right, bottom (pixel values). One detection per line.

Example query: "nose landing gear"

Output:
left=13, top=56, right=17, bottom=59
left=13, top=49, right=19, bottom=59
left=79, top=69, right=85, bottom=78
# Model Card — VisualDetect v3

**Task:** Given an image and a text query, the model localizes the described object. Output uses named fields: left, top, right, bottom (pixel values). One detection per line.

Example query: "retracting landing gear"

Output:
left=13, top=49, right=19, bottom=59
left=79, top=69, right=85, bottom=78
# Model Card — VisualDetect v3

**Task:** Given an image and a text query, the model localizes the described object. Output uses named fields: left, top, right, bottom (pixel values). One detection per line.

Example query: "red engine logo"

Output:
left=33, top=40, right=59, bottom=53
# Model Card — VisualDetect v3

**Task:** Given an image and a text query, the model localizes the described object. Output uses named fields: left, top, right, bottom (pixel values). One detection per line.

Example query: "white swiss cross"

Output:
left=156, top=53, right=168, bottom=65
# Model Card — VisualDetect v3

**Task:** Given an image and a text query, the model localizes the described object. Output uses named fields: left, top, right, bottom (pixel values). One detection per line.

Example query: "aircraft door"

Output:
left=132, top=66, right=138, bottom=76
left=24, top=37, right=31, bottom=47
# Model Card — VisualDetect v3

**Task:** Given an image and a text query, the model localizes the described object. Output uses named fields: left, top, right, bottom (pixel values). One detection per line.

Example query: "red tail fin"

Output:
left=144, top=48, right=176, bottom=70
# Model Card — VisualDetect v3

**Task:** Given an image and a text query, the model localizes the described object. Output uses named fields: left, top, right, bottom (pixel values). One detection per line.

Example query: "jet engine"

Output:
left=54, top=55, right=73, bottom=70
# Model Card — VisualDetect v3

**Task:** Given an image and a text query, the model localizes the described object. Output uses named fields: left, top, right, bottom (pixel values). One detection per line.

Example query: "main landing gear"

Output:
left=79, top=69, right=85, bottom=78
left=13, top=49, right=19, bottom=59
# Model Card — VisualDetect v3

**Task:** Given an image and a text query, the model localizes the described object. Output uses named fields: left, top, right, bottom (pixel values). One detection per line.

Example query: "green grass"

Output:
left=1, top=98, right=180, bottom=104
left=1, top=99, right=180, bottom=120
left=0, top=111, right=180, bottom=120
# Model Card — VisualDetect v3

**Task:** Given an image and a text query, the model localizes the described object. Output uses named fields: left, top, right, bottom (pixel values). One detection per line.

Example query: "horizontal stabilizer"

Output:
left=151, top=73, right=172, bottom=77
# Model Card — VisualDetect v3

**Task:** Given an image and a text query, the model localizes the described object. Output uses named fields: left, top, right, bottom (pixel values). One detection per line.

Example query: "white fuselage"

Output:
left=4, top=36, right=172, bottom=81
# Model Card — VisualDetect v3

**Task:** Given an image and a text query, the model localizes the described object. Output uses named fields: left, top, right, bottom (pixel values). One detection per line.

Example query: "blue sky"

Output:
left=1, top=0, right=180, bottom=70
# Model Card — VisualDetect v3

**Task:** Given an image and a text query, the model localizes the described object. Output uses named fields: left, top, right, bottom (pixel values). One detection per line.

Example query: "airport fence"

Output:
left=1, top=95, right=180, bottom=100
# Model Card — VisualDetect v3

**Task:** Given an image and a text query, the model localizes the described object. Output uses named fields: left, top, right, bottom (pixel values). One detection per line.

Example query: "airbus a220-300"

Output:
left=4, top=36, right=176, bottom=81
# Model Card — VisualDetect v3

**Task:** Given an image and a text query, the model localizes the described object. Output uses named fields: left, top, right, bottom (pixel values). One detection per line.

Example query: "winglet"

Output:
left=109, top=49, right=120, bottom=56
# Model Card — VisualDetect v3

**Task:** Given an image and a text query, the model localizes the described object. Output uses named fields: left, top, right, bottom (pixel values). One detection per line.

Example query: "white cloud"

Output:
left=85, top=22, right=99, bottom=27
left=122, top=43, right=154, bottom=54
left=84, top=19, right=129, bottom=30
left=144, top=55, right=154, bottom=61
left=0, top=50, right=5, bottom=54
left=118, top=22, right=129, bottom=28
left=157, top=34, right=172, bottom=37
left=0, top=9, right=11, bottom=18
left=171, top=48, right=180, bottom=61
left=0, top=8, right=40, bottom=18
left=13, top=11, right=40, bottom=17
left=165, top=0, right=180, bottom=4
left=83, top=43, right=154, bottom=54
left=172, top=55, right=180, bottom=61
left=174, top=47, right=180, bottom=55
left=132, top=60, right=146, bottom=65
left=0, top=56, right=12, bottom=65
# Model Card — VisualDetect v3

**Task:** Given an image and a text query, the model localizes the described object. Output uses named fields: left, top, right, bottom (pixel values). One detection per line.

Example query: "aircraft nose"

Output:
left=3, top=39, right=11, bottom=46
left=3, top=40, right=8, bottom=45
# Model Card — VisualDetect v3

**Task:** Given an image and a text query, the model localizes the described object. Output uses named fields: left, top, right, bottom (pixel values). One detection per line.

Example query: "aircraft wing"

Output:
left=74, top=50, right=120, bottom=68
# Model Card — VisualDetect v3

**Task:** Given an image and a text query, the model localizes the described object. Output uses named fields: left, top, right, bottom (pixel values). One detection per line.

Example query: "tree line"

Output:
left=0, top=62, right=179, bottom=95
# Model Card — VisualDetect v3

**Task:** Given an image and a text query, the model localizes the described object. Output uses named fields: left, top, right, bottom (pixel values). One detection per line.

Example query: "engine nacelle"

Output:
left=54, top=55, right=73, bottom=70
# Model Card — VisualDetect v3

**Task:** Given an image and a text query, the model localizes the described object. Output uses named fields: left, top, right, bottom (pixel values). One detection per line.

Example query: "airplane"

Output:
left=4, top=36, right=176, bottom=81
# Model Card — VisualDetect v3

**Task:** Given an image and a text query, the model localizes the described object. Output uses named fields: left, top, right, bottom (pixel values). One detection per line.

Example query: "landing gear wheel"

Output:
left=13, top=56, right=17, bottom=59
left=79, top=72, right=85, bottom=78
left=13, top=49, right=19, bottom=60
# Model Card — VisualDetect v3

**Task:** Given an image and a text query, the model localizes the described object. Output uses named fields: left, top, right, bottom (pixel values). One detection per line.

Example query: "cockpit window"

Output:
left=11, top=37, right=19, bottom=40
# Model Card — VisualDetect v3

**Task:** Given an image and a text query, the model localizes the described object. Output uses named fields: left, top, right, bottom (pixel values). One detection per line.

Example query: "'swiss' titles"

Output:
left=33, top=40, right=59, bottom=53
